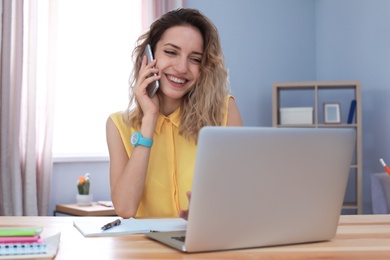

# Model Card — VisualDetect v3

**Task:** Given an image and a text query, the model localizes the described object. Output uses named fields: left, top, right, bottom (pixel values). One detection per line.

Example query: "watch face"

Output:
left=131, top=133, right=139, bottom=145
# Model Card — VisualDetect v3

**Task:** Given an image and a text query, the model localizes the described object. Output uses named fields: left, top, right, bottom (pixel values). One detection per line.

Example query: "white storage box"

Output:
left=279, top=107, right=313, bottom=125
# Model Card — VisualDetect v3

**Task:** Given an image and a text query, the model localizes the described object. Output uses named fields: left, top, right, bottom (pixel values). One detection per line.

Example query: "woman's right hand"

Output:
left=108, top=56, right=161, bottom=218
left=133, top=56, right=161, bottom=116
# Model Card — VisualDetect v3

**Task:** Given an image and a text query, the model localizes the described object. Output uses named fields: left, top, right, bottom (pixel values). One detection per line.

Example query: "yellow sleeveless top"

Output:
left=110, top=95, right=232, bottom=218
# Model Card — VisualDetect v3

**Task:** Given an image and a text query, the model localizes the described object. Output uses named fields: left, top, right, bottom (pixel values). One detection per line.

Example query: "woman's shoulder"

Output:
left=109, top=111, right=133, bottom=131
left=109, top=111, right=124, bottom=121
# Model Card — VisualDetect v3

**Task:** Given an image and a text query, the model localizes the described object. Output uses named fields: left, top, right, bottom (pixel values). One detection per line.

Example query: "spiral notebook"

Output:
left=0, top=241, right=48, bottom=255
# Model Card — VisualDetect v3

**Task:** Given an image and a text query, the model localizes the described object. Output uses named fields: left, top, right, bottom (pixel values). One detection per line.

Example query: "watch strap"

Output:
left=138, top=135, right=153, bottom=147
left=131, top=132, right=153, bottom=147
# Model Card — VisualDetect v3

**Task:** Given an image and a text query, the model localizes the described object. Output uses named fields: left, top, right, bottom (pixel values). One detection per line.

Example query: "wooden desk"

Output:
left=54, top=203, right=116, bottom=216
left=1, top=215, right=390, bottom=259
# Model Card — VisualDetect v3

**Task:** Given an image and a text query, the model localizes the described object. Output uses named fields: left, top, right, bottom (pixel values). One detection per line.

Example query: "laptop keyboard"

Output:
left=172, top=236, right=186, bottom=242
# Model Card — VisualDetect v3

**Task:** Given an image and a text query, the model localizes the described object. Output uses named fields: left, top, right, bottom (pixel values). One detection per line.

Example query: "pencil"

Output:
left=379, top=158, right=390, bottom=175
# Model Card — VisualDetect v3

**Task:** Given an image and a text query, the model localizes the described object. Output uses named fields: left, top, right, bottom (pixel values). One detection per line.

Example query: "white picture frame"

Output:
left=324, top=103, right=341, bottom=124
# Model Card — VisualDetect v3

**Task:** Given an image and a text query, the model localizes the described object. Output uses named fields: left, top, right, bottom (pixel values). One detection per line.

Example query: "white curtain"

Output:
left=0, top=0, right=56, bottom=216
left=142, top=0, right=185, bottom=30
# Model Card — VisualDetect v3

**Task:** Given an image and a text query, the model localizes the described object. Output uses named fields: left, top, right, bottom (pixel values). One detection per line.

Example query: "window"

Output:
left=52, top=0, right=142, bottom=158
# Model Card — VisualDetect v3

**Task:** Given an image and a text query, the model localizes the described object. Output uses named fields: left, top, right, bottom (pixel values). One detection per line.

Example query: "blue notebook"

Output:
left=0, top=242, right=47, bottom=256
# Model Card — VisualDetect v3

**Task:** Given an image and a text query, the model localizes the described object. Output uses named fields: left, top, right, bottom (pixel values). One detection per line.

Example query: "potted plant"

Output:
left=76, top=173, right=92, bottom=206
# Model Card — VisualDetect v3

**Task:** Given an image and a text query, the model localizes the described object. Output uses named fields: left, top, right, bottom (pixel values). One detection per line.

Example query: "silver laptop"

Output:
left=146, top=127, right=356, bottom=253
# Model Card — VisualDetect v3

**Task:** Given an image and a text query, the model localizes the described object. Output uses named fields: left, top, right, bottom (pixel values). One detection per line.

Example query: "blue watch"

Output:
left=130, top=132, right=153, bottom=148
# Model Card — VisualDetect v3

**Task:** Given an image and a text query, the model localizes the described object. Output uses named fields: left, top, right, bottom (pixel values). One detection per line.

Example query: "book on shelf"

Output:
left=347, top=99, right=356, bottom=124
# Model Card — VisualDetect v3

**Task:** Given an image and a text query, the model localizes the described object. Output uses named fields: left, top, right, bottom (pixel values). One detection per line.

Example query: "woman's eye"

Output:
left=164, top=50, right=176, bottom=55
left=190, top=57, right=202, bottom=64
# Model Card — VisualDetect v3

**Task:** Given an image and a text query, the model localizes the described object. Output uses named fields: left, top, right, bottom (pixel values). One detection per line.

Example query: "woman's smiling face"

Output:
left=154, top=25, right=204, bottom=101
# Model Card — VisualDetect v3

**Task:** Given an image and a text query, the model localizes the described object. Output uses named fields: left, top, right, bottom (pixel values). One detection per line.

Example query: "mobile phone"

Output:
left=143, top=44, right=160, bottom=97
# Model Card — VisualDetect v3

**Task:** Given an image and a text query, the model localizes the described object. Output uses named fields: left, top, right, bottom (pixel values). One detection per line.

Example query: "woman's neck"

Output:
left=159, top=96, right=183, bottom=116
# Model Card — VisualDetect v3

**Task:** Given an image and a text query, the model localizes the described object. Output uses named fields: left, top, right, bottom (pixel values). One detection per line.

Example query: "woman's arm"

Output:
left=107, top=57, right=160, bottom=218
left=106, top=115, right=157, bottom=218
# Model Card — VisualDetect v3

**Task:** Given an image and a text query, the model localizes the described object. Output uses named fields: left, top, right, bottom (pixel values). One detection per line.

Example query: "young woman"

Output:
left=106, top=8, right=243, bottom=219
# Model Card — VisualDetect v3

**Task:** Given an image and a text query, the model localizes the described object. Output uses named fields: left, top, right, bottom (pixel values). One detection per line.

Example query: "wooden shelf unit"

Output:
left=272, top=81, right=362, bottom=214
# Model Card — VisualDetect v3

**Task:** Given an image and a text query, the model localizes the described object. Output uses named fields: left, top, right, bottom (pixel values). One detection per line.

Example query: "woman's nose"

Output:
left=173, top=57, right=188, bottom=74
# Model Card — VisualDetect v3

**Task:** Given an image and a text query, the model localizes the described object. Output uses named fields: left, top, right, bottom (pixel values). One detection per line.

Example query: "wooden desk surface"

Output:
left=55, top=203, right=116, bottom=216
left=1, top=215, right=390, bottom=259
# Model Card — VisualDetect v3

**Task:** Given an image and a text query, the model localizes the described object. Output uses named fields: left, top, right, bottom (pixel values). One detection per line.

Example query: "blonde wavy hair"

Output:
left=125, top=8, right=229, bottom=142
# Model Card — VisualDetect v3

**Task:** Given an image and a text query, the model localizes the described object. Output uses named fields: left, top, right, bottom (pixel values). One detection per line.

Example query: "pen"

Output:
left=379, top=158, right=390, bottom=175
left=101, top=219, right=121, bottom=230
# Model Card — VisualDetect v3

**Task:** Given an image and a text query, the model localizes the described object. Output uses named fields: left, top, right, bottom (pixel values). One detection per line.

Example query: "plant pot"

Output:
left=76, top=194, right=93, bottom=206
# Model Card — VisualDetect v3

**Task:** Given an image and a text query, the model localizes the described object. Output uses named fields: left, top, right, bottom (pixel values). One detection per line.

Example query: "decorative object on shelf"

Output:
left=347, top=99, right=357, bottom=124
left=324, top=103, right=341, bottom=124
left=279, top=107, right=313, bottom=125
left=76, top=173, right=92, bottom=206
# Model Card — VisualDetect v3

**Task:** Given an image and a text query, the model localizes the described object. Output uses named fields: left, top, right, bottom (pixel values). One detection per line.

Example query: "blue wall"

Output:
left=50, top=0, right=390, bottom=215
left=187, top=0, right=316, bottom=126
left=51, top=160, right=111, bottom=216
left=187, top=0, right=390, bottom=213
left=315, top=0, right=390, bottom=213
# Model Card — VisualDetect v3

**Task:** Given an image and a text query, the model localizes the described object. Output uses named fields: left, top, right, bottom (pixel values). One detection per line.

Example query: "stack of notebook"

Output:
left=0, top=227, right=60, bottom=259
left=0, top=227, right=47, bottom=256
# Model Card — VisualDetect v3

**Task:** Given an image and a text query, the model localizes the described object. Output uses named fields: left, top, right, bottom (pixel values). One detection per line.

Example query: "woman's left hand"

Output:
left=178, top=191, right=191, bottom=220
